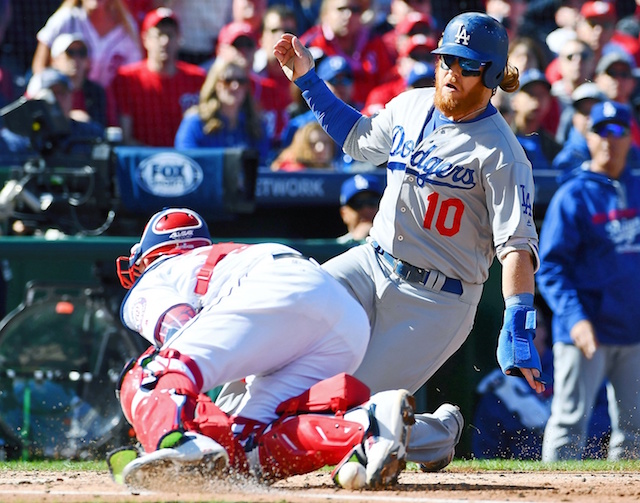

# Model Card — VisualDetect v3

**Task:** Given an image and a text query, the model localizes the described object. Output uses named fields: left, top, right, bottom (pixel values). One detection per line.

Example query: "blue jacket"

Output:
left=537, top=166, right=640, bottom=345
left=552, top=127, right=640, bottom=172
left=552, top=127, right=590, bottom=172
left=174, top=111, right=271, bottom=165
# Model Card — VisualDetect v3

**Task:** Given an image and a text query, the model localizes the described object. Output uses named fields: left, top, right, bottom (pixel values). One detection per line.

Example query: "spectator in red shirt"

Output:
left=362, top=34, right=436, bottom=116
left=381, top=11, right=435, bottom=62
left=110, top=7, right=206, bottom=146
left=231, top=0, right=267, bottom=34
left=546, top=1, right=640, bottom=84
left=299, top=0, right=394, bottom=109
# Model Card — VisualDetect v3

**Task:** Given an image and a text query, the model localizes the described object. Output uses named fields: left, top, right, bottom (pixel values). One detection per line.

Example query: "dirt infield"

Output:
left=1, top=468, right=639, bottom=503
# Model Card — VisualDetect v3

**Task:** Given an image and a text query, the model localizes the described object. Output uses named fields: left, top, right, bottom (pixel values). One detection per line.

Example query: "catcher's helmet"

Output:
left=116, top=208, right=212, bottom=289
left=432, top=12, right=509, bottom=89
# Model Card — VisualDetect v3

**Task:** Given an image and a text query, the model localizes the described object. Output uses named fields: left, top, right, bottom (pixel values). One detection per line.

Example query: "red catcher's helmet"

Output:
left=116, top=208, right=212, bottom=289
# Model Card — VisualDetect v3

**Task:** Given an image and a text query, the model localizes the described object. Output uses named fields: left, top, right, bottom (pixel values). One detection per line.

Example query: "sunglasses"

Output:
left=348, top=195, right=380, bottom=210
left=337, top=5, right=363, bottom=14
left=66, top=47, right=88, bottom=58
left=605, top=68, right=633, bottom=79
left=593, top=123, right=630, bottom=138
left=563, top=51, right=591, bottom=62
left=329, top=75, right=353, bottom=86
left=222, top=77, right=250, bottom=85
left=440, top=55, right=485, bottom=76
left=232, top=38, right=256, bottom=50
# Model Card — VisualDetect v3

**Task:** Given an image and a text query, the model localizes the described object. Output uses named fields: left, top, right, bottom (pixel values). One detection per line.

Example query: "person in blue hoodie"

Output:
left=538, top=100, right=640, bottom=461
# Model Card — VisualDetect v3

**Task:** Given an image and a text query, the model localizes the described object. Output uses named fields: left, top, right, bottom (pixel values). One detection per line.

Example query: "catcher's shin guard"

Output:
left=252, top=413, right=367, bottom=481
left=118, top=347, right=203, bottom=453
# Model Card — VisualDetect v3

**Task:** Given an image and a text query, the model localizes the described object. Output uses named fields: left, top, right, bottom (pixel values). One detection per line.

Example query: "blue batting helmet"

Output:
left=116, top=208, right=212, bottom=289
left=431, top=12, right=509, bottom=89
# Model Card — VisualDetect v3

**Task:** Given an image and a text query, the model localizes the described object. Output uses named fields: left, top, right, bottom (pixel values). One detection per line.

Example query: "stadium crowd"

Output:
left=1, top=0, right=640, bottom=173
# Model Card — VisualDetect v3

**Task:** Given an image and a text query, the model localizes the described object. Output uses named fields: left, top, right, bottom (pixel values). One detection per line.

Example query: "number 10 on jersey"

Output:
left=423, top=192, right=464, bottom=237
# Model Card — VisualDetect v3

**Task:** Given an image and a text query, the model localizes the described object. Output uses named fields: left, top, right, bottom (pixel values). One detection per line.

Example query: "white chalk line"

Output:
left=0, top=488, right=538, bottom=503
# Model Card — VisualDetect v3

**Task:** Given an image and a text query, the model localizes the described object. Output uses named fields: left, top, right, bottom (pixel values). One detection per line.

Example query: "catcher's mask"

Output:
left=116, top=208, right=212, bottom=289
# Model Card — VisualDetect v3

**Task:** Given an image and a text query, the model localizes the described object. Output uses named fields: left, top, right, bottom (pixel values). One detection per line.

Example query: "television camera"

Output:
left=0, top=93, right=118, bottom=236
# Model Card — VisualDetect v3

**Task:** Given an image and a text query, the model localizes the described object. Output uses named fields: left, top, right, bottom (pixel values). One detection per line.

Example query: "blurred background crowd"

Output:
left=0, top=0, right=635, bottom=175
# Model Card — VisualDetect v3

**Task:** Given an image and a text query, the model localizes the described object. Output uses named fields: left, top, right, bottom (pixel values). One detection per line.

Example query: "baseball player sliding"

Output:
left=108, top=208, right=415, bottom=490
left=272, top=12, right=546, bottom=470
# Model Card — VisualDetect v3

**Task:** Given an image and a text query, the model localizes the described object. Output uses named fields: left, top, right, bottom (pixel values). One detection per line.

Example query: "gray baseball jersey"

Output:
left=343, top=88, right=538, bottom=284
left=321, top=88, right=539, bottom=464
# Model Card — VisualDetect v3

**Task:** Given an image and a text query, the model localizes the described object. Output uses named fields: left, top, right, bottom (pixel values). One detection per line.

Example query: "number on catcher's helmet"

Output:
left=116, top=208, right=212, bottom=289
left=431, top=12, right=509, bottom=89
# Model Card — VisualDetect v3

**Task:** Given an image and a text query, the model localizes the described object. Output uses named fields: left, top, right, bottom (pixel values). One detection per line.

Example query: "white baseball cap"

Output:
left=51, top=33, right=88, bottom=58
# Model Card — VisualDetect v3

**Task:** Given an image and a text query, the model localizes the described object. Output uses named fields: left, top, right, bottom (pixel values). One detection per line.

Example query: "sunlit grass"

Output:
left=407, top=459, right=640, bottom=472
left=2, top=458, right=639, bottom=473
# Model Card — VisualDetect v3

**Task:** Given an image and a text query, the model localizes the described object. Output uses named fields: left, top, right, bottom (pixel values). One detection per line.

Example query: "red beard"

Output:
left=434, top=69, right=489, bottom=120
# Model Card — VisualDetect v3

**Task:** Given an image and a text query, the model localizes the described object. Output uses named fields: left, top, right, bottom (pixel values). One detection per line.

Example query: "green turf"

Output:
left=2, top=459, right=639, bottom=473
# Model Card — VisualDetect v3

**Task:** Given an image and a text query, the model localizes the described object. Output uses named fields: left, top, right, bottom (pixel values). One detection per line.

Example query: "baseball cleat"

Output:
left=419, top=403, right=463, bottom=472
left=122, top=432, right=229, bottom=490
left=362, top=389, right=415, bottom=489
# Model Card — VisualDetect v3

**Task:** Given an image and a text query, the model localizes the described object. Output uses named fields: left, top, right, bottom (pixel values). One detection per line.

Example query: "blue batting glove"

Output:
left=496, top=304, right=545, bottom=382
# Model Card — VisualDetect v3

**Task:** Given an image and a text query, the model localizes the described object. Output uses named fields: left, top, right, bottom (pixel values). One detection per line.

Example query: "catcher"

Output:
left=107, top=207, right=415, bottom=490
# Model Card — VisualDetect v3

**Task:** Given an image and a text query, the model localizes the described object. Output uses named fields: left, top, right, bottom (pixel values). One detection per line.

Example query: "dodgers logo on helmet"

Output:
left=432, top=12, right=509, bottom=89
left=454, top=24, right=470, bottom=46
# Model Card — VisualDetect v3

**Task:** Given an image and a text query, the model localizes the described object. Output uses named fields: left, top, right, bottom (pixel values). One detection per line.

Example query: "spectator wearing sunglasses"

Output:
left=544, top=1, right=639, bottom=85
left=253, top=5, right=299, bottom=148
left=110, top=8, right=206, bottom=146
left=50, top=32, right=109, bottom=127
left=174, top=59, right=270, bottom=163
left=215, top=20, right=290, bottom=151
left=299, top=0, right=394, bottom=109
left=510, top=69, right=562, bottom=171
left=337, top=174, right=383, bottom=245
left=551, top=38, right=595, bottom=118
left=593, top=50, right=640, bottom=147
left=538, top=100, right=640, bottom=462
left=380, top=10, right=437, bottom=62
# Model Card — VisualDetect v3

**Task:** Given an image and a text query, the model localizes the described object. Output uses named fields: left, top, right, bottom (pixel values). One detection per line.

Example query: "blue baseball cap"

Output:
left=518, top=68, right=550, bottom=92
left=340, top=174, right=383, bottom=206
left=317, top=56, right=353, bottom=83
left=407, top=62, right=435, bottom=87
left=590, top=100, right=631, bottom=132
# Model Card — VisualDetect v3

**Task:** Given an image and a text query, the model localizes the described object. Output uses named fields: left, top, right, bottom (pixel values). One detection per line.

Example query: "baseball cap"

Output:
left=25, top=68, right=72, bottom=98
left=406, top=61, right=435, bottom=87
left=589, top=100, right=631, bottom=131
left=142, top=7, right=179, bottom=34
left=395, top=12, right=432, bottom=36
left=518, top=68, right=551, bottom=92
left=399, top=34, right=438, bottom=59
left=217, top=21, right=257, bottom=47
left=580, top=1, right=616, bottom=20
left=595, top=50, right=635, bottom=74
left=317, top=56, right=353, bottom=83
left=340, top=174, right=383, bottom=206
left=571, top=82, right=607, bottom=105
left=51, top=33, right=88, bottom=58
